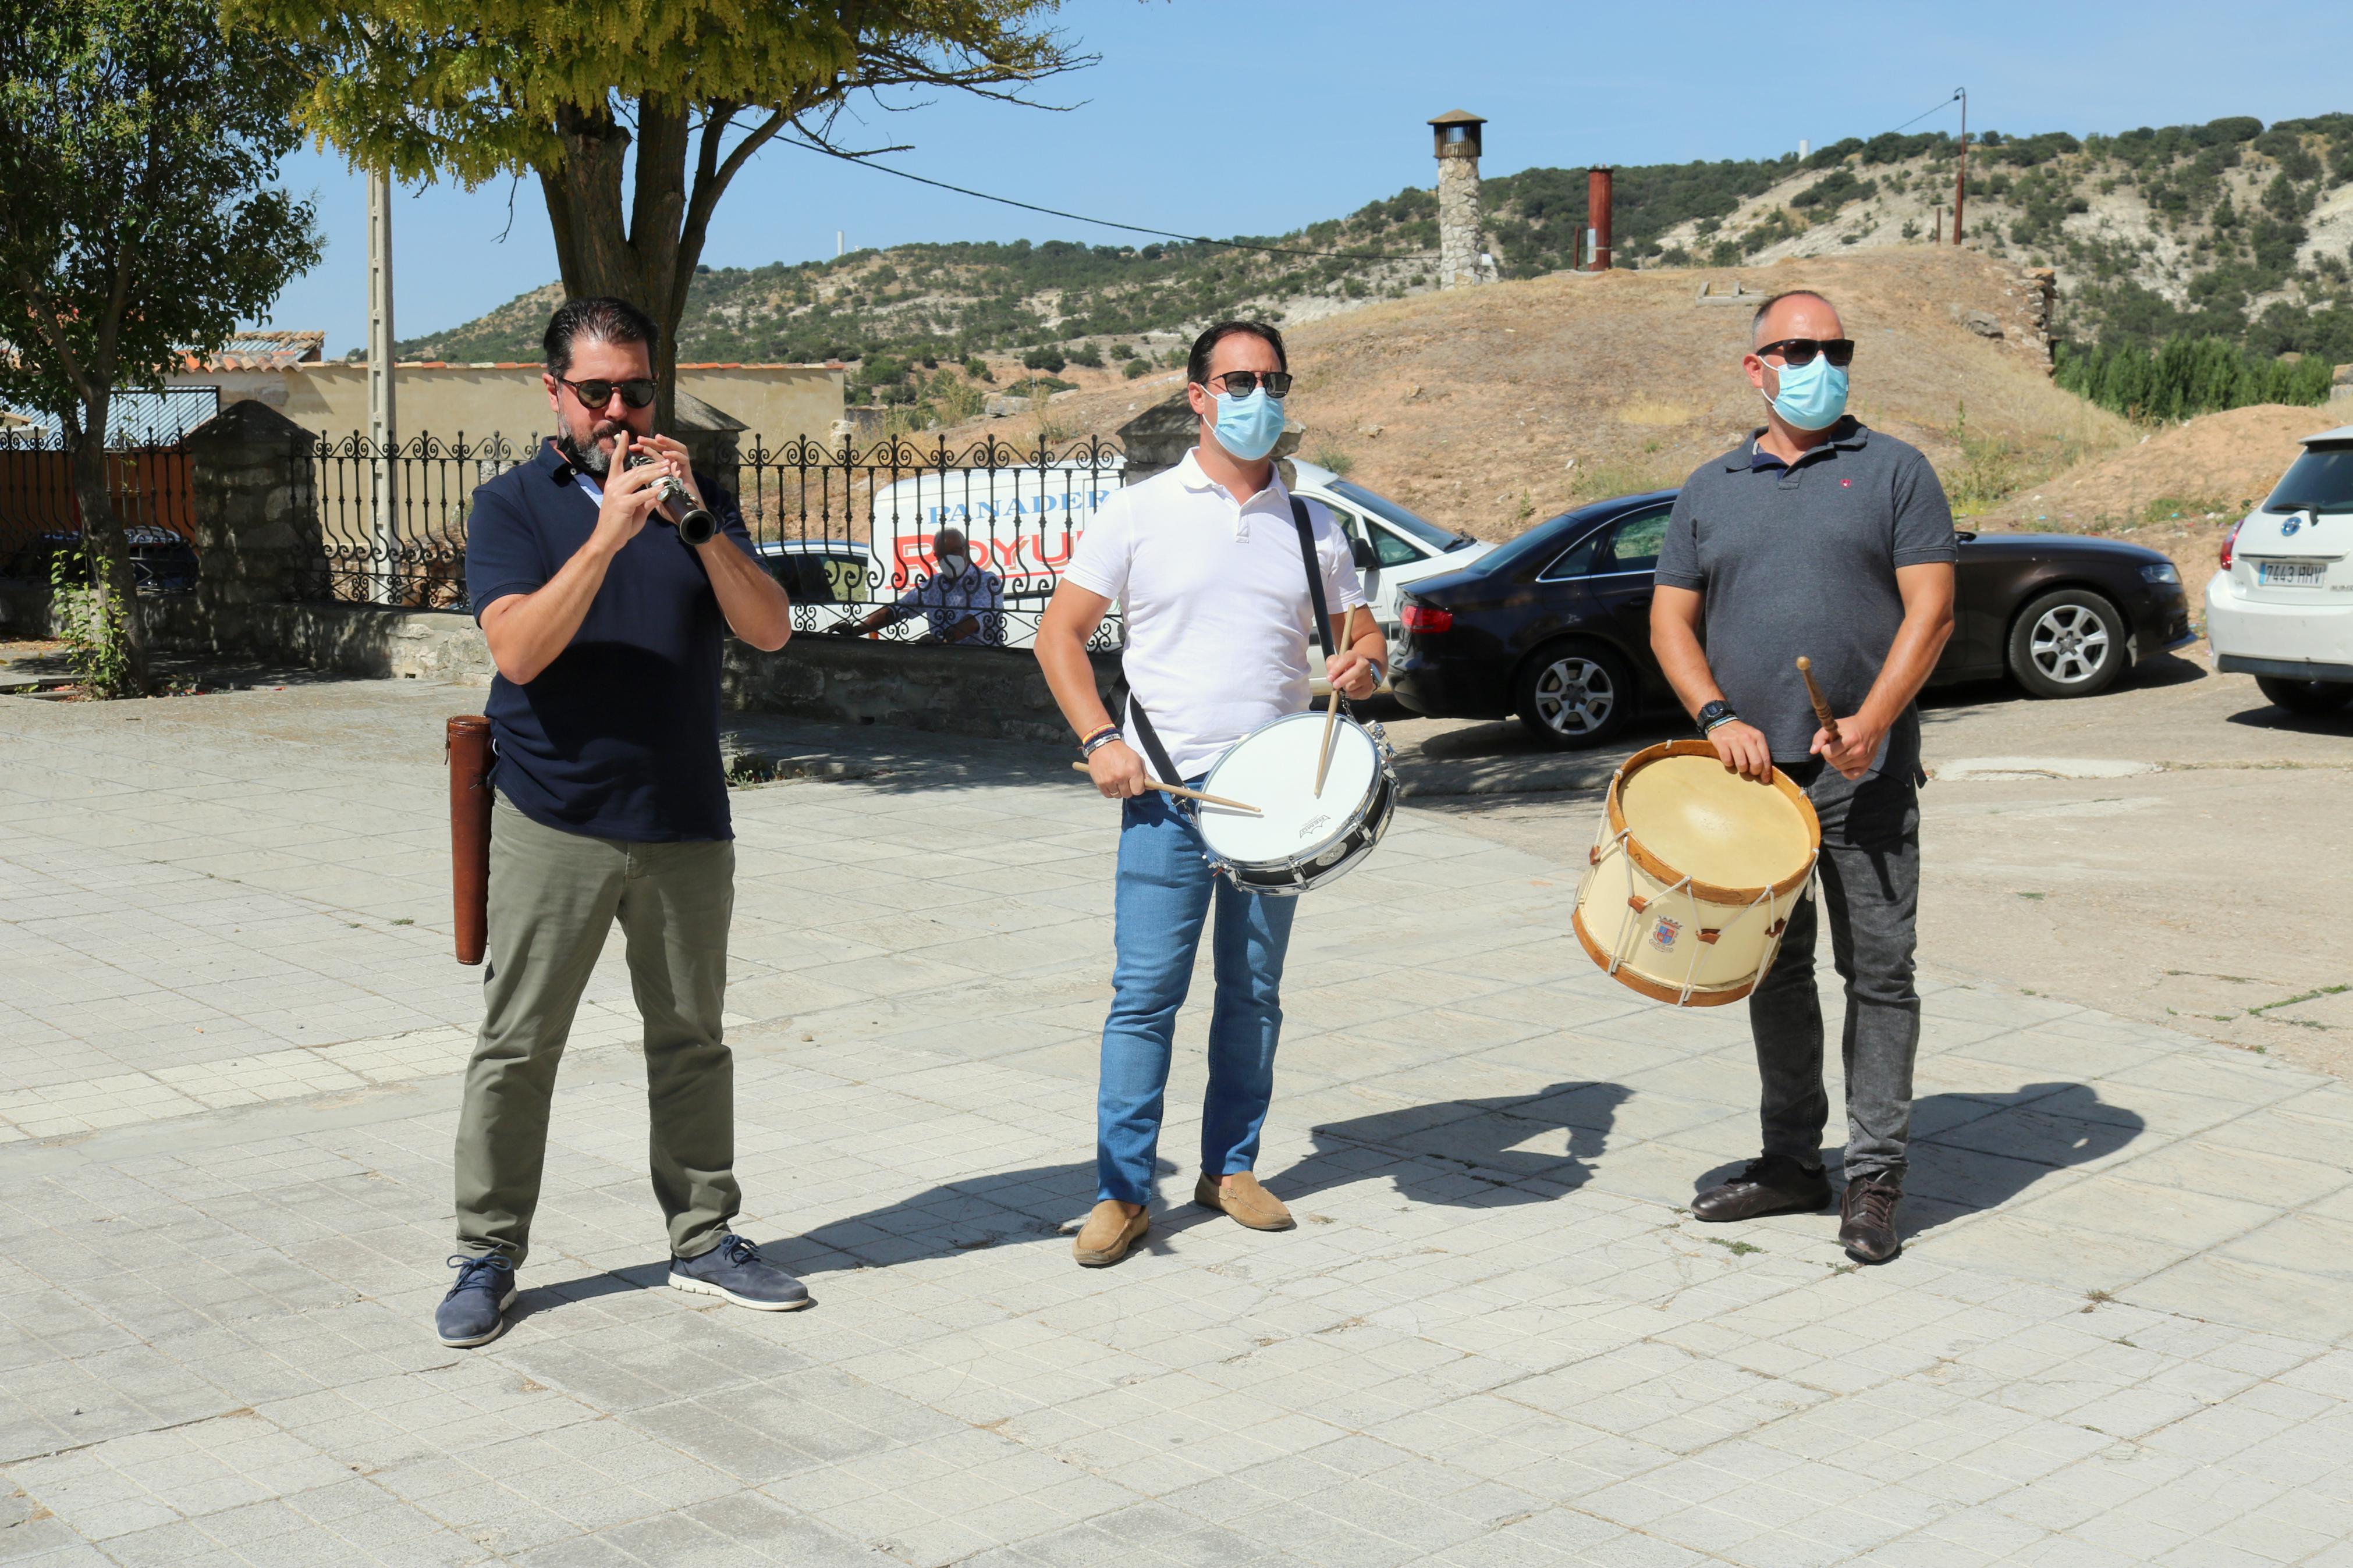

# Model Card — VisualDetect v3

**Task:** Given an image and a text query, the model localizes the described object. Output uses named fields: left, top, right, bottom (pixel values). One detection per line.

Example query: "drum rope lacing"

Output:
left=1596, top=824, right=1810, bottom=1005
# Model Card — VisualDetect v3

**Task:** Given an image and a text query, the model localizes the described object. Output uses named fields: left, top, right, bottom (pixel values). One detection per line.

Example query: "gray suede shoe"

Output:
left=670, top=1234, right=812, bottom=1311
left=435, top=1254, right=517, bottom=1347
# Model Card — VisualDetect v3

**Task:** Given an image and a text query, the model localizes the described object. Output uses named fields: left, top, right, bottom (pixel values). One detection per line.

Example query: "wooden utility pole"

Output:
left=368, top=168, right=397, bottom=605
left=1951, top=88, right=1969, bottom=246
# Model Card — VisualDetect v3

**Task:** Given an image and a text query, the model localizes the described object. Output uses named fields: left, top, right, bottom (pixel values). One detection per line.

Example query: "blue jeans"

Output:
left=1096, top=785, right=1298, bottom=1205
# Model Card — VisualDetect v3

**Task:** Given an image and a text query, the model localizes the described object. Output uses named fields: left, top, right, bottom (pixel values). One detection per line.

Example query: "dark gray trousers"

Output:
left=1747, top=762, right=1922, bottom=1185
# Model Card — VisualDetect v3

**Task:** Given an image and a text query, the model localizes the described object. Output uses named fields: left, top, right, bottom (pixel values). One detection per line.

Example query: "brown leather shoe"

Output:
left=1839, top=1176, right=1903, bottom=1264
left=1072, top=1201, right=1148, bottom=1267
left=1195, top=1171, right=1295, bottom=1231
left=1691, top=1155, right=1832, bottom=1222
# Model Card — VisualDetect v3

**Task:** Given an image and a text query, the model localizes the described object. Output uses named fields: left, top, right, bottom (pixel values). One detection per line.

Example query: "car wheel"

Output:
left=2007, top=589, right=2128, bottom=699
left=2255, top=674, right=2353, bottom=716
left=1514, top=642, right=1635, bottom=748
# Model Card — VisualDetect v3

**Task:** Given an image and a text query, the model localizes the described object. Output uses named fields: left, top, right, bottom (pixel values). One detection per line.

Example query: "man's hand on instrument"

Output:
left=1708, top=718, right=1774, bottom=782
left=1326, top=649, right=1378, bottom=701
left=591, top=432, right=668, bottom=553
left=641, top=433, right=705, bottom=511
left=1087, top=739, right=1147, bottom=799
left=1813, top=714, right=1883, bottom=781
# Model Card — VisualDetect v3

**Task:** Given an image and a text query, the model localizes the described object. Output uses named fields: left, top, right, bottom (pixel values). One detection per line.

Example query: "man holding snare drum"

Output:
left=1035, top=320, right=1385, bottom=1268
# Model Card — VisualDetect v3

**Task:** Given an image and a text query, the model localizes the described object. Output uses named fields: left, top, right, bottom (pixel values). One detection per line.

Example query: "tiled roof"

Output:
left=179, top=330, right=326, bottom=372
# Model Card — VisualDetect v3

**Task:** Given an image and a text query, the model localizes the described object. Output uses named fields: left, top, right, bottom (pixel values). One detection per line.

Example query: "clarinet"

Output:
left=626, top=451, right=718, bottom=545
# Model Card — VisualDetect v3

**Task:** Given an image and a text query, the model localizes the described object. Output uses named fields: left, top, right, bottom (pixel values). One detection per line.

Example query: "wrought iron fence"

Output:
left=0, top=430, right=197, bottom=586
left=310, top=429, right=1130, bottom=647
left=310, top=432, right=529, bottom=607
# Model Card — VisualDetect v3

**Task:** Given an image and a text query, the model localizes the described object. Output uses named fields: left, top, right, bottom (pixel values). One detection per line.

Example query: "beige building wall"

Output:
left=171, top=361, right=844, bottom=448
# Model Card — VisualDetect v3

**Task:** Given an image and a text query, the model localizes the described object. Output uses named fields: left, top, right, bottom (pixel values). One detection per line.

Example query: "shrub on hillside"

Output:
left=1022, top=347, right=1066, bottom=374
left=2055, top=336, right=2333, bottom=420
left=1066, top=342, right=1104, bottom=368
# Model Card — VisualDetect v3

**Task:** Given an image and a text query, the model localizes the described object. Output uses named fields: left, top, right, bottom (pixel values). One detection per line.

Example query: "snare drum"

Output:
left=1573, top=740, right=1819, bottom=1007
left=1197, top=710, right=1397, bottom=896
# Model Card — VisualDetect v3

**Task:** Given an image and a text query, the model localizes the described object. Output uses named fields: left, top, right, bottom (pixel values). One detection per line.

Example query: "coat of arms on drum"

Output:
left=1648, top=916, right=1682, bottom=952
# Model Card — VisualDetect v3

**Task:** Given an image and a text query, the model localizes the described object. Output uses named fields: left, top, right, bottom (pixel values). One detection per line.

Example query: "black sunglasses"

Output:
left=1756, top=337, right=1855, bottom=368
left=558, top=375, right=659, bottom=409
left=1204, top=369, right=1294, bottom=398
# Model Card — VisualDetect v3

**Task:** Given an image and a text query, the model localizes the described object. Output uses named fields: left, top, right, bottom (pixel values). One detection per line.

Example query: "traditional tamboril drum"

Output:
left=1573, top=739, right=1820, bottom=1007
left=1197, top=710, right=1397, bottom=896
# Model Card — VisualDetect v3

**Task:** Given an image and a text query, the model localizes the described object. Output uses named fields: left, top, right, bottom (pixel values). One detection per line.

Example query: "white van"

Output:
left=845, top=456, right=1491, bottom=659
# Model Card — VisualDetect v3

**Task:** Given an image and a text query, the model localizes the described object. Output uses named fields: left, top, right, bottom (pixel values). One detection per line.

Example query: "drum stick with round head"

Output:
left=1796, top=656, right=1842, bottom=749
left=1068, top=762, right=1261, bottom=815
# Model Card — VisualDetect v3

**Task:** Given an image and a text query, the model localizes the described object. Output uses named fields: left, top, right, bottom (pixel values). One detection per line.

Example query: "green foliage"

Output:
left=1065, top=342, right=1104, bottom=369
left=1791, top=169, right=1876, bottom=212
left=2054, top=336, right=2333, bottom=420
left=48, top=540, right=131, bottom=697
left=1122, top=357, right=1149, bottom=380
left=0, top=0, right=319, bottom=436
left=1022, top=346, right=1067, bottom=374
left=1309, top=447, right=1354, bottom=478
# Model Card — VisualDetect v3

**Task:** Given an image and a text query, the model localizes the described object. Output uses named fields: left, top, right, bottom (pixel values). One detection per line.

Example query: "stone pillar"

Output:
left=1429, top=109, right=1490, bottom=290
left=674, top=387, right=746, bottom=503
left=187, top=400, right=327, bottom=606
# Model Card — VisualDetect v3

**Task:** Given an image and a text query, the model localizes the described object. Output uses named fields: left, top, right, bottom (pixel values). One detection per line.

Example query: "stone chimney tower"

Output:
left=1430, top=110, right=1489, bottom=289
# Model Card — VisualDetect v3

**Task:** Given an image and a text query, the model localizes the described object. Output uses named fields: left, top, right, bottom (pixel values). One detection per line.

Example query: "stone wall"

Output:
left=1437, top=158, right=1485, bottom=290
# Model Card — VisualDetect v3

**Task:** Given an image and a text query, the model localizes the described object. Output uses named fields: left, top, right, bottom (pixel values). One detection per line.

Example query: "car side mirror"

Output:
left=1350, top=535, right=1377, bottom=571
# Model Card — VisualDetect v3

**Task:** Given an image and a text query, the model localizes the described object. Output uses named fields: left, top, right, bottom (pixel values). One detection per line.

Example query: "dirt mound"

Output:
left=941, top=247, right=2128, bottom=539
left=1969, top=402, right=2347, bottom=609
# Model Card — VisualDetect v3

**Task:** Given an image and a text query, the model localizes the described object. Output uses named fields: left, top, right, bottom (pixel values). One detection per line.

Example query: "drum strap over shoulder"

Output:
left=1290, top=496, right=1337, bottom=662
left=1291, top=495, right=1350, bottom=720
left=1109, top=667, right=1184, bottom=786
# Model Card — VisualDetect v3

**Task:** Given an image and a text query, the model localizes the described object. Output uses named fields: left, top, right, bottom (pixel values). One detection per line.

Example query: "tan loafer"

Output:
left=1072, top=1201, right=1148, bottom=1267
left=1195, top=1171, right=1295, bottom=1232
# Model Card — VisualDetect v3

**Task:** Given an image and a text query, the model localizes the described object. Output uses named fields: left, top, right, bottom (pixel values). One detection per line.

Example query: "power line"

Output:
left=1883, top=89, right=1965, bottom=138
left=790, top=139, right=1439, bottom=263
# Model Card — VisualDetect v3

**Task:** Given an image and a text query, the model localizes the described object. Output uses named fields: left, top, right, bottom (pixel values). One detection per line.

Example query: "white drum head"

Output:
left=1199, top=713, right=1379, bottom=865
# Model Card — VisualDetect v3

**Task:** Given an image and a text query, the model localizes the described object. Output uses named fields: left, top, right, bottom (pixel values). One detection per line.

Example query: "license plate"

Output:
left=2259, top=560, right=2328, bottom=586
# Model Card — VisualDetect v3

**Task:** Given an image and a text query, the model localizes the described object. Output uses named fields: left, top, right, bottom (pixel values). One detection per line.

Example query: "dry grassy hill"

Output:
left=948, top=247, right=2130, bottom=539
left=1965, top=401, right=2350, bottom=610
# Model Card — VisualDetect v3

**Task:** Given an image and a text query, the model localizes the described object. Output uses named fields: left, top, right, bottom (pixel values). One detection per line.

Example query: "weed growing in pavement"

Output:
left=1708, top=1238, right=1762, bottom=1256
left=2082, top=1289, right=2114, bottom=1312
left=48, top=539, right=132, bottom=698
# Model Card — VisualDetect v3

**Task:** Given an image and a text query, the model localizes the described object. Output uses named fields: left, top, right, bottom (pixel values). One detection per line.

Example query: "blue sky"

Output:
left=260, top=0, right=2353, bottom=356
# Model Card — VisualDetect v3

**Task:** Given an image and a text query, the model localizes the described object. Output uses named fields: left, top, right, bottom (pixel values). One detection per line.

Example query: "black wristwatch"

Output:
left=1696, top=700, right=1737, bottom=734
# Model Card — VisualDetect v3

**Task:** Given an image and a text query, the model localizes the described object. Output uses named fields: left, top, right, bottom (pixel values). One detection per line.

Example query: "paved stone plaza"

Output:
left=5, top=678, right=2352, bottom=1567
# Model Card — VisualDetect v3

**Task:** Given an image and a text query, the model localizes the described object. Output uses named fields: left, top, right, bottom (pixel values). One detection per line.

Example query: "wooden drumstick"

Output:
left=1069, top=762, right=1261, bottom=815
left=1314, top=605, right=1367, bottom=798
left=1795, top=656, right=1842, bottom=748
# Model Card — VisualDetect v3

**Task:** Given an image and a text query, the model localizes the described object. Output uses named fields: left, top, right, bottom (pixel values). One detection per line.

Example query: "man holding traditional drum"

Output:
left=1649, top=289, right=1957, bottom=1264
left=1035, top=320, right=1386, bottom=1268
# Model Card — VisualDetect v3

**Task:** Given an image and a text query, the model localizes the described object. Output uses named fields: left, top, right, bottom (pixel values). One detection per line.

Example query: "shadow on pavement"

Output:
left=1279, top=1081, right=1634, bottom=1204
left=2224, top=701, right=2353, bottom=738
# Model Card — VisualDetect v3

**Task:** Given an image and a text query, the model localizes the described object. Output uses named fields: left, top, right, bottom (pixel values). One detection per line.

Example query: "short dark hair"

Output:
left=544, top=296, right=661, bottom=376
left=1187, top=320, right=1287, bottom=386
left=1750, top=290, right=1836, bottom=345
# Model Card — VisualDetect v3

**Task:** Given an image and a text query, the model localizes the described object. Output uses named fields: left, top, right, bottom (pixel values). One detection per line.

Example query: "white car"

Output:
left=2207, top=422, right=2353, bottom=713
left=836, top=456, right=1492, bottom=660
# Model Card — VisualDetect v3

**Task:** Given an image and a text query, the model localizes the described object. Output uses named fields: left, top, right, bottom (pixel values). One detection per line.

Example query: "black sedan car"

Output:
left=1391, top=490, right=2195, bottom=747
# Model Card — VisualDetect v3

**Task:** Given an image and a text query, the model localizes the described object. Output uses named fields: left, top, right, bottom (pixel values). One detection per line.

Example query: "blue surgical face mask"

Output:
left=1212, top=387, right=1287, bottom=461
left=1763, top=355, right=1849, bottom=431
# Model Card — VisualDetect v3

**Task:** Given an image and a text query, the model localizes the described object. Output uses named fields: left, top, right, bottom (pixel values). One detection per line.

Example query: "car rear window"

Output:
left=2266, top=446, right=2353, bottom=514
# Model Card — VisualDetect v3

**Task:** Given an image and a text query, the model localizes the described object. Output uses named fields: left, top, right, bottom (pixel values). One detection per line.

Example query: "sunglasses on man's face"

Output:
left=1755, top=337, right=1855, bottom=369
left=558, top=375, right=659, bottom=410
left=1205, top=369, right=1294, bottom=398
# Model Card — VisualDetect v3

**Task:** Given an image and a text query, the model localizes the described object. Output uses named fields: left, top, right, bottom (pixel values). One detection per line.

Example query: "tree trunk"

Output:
left=66, top=400, right=153, bottom=696
left=537, top=95, right=690, bottom=432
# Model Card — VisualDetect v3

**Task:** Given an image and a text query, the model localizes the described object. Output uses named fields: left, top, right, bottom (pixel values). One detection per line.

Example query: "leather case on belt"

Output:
left=446, top=715, right=494, bottom=965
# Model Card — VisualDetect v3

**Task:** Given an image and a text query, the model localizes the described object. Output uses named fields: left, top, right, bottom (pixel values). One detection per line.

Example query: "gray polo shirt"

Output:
left=1655, top=418, right=1955, bottom=770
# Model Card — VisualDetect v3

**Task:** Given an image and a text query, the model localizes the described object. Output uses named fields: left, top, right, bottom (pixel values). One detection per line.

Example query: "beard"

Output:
left=559, top=417, right=631, bottom=478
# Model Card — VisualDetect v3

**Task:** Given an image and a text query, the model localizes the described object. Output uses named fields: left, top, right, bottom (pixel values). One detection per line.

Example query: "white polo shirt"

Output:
left=1064, top=449, right=1368, bottom=778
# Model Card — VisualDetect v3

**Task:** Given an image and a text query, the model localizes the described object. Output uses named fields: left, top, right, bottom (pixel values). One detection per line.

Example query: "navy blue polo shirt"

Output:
left=465, top=439, right=755, bottom=842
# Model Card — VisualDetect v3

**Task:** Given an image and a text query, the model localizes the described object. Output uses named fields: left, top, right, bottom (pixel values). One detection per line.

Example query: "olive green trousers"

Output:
left=453, top=795, right=738, bottom=1266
